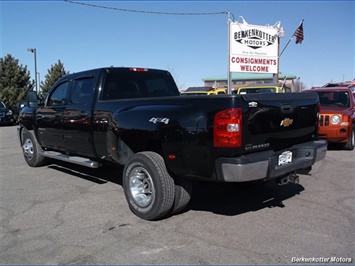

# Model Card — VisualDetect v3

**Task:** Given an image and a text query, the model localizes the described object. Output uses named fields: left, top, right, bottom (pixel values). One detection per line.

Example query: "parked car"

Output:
left=207, top=88, right=226, bottom=95
left=232, top=83, right=291, bottom=94
left=181, top=86, right=226, bottom=95
left=322, top=80, right=355, bottom=88
left=0, top=100, right=14, bottom=126
left=12, top=100, right=28, bottom=123
left=303, top=87, right=355, bottom=150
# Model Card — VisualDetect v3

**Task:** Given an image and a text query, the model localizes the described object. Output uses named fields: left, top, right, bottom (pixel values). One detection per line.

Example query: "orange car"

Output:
left=303, top=87, right=355, bottom=150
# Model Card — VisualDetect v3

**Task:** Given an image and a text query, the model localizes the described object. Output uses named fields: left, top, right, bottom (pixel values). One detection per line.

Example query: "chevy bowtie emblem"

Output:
left=249, top=101, right=258, bottom=107
left=280, top=118, right=293, bottom=127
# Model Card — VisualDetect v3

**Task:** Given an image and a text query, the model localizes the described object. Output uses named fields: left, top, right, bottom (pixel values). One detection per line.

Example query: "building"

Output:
left=202, top=72, right=297, bottom=91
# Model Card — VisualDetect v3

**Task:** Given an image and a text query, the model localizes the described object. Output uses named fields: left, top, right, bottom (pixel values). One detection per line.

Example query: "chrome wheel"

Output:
left=129, top=166, right=155, bottom=207
left=344, top=127, right=355, bottom=150
left=123, top=152, right=175, bottom=220
left=21, top=130, right=46, bottom=167
left=23, top=138, right=34, bottom=161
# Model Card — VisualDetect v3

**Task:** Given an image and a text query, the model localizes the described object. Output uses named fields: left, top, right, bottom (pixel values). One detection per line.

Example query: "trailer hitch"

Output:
left=277, top=172, right=299, bottom=185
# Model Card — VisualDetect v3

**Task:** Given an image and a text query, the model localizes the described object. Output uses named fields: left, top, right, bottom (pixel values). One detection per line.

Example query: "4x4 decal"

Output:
left=149, top=117, right=170, bottom=124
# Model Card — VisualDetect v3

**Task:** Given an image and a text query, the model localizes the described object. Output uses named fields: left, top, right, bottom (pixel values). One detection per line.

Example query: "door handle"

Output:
left=281, top=104, right=294, bottom=114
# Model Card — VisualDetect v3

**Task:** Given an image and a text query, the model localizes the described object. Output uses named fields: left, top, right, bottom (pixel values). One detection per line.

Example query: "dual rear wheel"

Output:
left=123, top=151, right=192, bottom=221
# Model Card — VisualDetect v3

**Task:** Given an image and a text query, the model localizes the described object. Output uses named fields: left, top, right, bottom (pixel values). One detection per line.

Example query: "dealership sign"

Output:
left=230, top=23, right=279, bottom=73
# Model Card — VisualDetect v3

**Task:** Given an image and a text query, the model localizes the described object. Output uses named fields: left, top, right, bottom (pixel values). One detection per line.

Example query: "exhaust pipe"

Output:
left=277, top=172, right=299, bottom=185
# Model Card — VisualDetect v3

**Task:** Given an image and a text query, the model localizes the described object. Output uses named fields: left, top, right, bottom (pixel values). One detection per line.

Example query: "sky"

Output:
left=1, top=0, right=354, bottom=90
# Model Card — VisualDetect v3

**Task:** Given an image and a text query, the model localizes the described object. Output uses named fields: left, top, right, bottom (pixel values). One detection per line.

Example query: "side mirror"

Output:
left=27, top=91, right=38, bottom=108
left=61, top=98, right=70, bottom=105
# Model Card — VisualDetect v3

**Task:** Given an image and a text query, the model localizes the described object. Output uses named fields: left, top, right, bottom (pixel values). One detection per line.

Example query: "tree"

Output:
left=294, top=79, right=306, bottom=92
left=0, top=54, right=33, bottom=107
left=40, top=60, right=69, bottom=95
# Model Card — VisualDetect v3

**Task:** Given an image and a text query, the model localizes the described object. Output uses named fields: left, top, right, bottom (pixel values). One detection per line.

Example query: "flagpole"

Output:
left=280, top=37, right=294, bottom=57
left=280, top=19, right=304, bottom=57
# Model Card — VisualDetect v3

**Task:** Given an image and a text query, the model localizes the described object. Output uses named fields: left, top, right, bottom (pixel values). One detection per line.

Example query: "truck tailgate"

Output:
left=241, top=92, right=319, bottom=152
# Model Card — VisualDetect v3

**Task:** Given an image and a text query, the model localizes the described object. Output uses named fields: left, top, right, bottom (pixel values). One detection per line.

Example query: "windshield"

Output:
left=317, top=91, right=350, bottom=107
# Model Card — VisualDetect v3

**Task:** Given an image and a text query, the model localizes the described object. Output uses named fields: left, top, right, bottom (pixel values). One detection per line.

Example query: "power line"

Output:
left=64, top=0, right=228, bottom=16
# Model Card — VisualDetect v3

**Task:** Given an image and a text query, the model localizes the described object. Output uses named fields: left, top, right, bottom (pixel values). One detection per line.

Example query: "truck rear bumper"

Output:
left=215, top=140, right=327, bottom=182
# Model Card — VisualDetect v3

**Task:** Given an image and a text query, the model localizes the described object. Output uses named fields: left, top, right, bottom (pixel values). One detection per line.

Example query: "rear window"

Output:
left=101, top=70, right=179, bottom=100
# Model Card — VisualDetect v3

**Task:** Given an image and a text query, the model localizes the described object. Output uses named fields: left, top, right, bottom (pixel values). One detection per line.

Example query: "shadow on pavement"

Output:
left=44, top=159, right=304, bottom=218
left=188, top=180, right=304, bottom=216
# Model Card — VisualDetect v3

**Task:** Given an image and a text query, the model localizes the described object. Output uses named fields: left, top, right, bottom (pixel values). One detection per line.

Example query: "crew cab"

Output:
left=18, top=67, right=327, bottom=220
left=303, top=86, right=355, bottom=150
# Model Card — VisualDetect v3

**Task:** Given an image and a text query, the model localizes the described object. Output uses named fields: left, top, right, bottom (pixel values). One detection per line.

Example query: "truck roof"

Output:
left=306, top=86, right=351, bottom=92
left=60, top=67, right=171, bottom=80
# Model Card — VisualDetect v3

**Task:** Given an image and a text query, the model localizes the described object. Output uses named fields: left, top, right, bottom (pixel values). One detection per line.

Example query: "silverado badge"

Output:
left=280, top=118, right=293, bottom=127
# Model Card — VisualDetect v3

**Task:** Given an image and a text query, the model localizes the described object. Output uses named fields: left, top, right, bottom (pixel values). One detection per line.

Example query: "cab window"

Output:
left=47, top=81, right=70, bottom=106
left=70, top=78, right=94, bottom=104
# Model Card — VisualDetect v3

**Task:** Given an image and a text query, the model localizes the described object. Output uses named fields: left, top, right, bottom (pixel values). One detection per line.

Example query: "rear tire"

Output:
left=171, top=178, right=192, bottom=214
left=21, top=130, right=46, bottom=167
left=343, top=126, right=354, bottom=150
left=123, top=152, right=175, bottom=221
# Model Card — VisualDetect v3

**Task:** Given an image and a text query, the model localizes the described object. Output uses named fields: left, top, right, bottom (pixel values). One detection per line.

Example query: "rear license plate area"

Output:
left=278, top=151, right=292, bottom=165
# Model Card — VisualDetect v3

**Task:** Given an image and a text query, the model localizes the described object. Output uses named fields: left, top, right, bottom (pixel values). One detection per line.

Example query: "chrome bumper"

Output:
left=215, top=140, right=327, bottom=182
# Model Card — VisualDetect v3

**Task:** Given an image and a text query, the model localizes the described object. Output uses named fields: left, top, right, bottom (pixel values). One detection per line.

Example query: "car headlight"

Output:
left=331, top=115, right=340, bottom=125
left=6, top=110, right=12, bottom=115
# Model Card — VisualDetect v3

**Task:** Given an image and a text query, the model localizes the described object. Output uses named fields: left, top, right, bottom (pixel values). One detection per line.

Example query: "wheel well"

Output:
left=145, top=140, right=163, bottom=156
left=18, top=127, right=27, bottom=145
left=19, top=127, right=37, bottom=146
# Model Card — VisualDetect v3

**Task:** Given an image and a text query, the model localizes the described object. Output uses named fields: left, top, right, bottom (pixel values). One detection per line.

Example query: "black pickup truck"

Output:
left=18, top=67, right=327, bottom=220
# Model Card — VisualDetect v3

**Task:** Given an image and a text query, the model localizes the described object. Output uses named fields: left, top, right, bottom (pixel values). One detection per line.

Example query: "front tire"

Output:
left=21, top=130, right=46, bottom=167
left=343, top=126, right=354, bottom=150
left=123, top=152, right=175, bottom=221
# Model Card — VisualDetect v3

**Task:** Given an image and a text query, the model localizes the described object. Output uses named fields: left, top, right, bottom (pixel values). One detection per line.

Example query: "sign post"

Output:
left=227, top=12, right=233, bottom=94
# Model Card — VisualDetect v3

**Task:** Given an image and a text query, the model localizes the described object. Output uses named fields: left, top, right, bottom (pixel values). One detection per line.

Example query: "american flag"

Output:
left=294, top=20, right=304, bottom=44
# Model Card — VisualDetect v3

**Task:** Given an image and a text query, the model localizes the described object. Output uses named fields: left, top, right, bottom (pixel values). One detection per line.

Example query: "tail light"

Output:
left=214, top=108, right=242, bottom=148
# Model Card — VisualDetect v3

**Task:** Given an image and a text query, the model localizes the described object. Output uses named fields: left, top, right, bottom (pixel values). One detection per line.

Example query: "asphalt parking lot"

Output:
left=1, top=125, right=354, bottom=264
